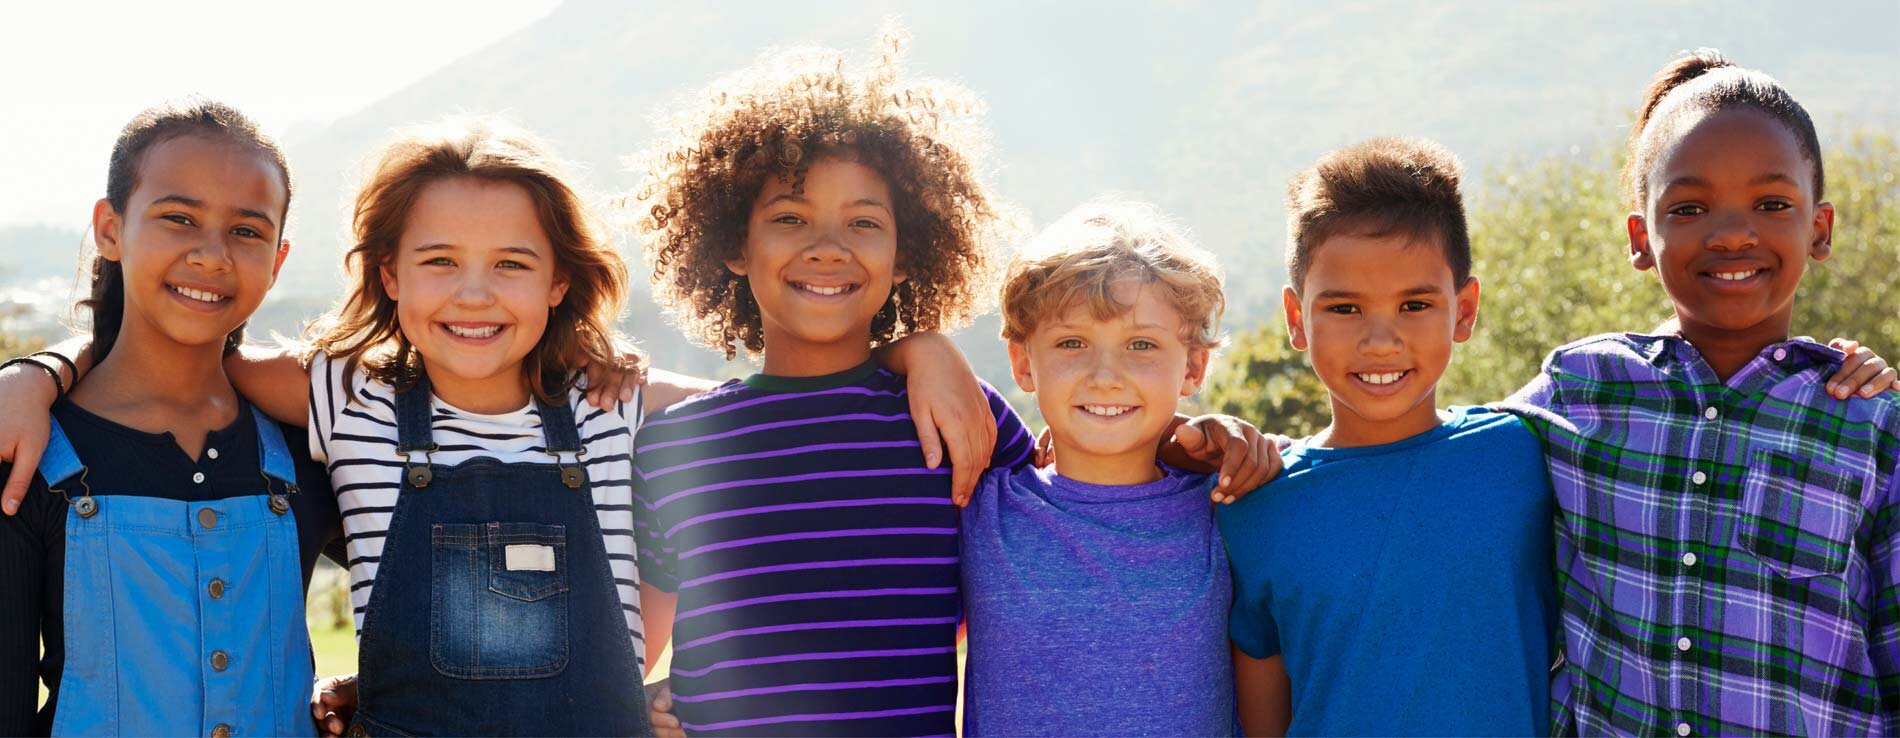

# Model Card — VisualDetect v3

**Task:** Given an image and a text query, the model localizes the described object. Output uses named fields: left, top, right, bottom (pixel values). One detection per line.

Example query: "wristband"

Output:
left=1, top=356, right=66, bottom=403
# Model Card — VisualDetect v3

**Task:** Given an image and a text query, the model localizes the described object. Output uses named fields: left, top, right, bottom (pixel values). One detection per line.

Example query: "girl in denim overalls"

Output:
left=0, top=101, right=339, bottom=736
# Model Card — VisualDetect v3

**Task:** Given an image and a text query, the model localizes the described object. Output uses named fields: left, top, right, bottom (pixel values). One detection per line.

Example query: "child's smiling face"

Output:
left=97, top=135, right=289, bottom=352
left=379, top=177, right=568, bottom=413
left=1283, top=231, right=1479, bottom=447
left=1630, top=107, right=1833, bottom=347
left=1010, top=281, right=1209, bottom=484
left=729, top=156, right=906, bottom=375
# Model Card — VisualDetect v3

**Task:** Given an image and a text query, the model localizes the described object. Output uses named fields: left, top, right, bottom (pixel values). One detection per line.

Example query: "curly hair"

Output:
left=630, top=27, right=1012, bottom=359
left=310, top=118, right=635, bottom=403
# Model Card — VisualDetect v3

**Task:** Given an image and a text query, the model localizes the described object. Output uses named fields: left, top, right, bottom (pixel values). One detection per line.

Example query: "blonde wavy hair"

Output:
left=629, top=26, right=1013, bottom=359
left=310, top=118, right=634, bottom=402
left=1001, top=199, right=1226, bottom=350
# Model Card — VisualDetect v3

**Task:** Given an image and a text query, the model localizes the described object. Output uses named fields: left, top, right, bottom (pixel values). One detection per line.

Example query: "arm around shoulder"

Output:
left=226, top=344, right=315, bottom=428
left=639, top=368, right=723, bottom=418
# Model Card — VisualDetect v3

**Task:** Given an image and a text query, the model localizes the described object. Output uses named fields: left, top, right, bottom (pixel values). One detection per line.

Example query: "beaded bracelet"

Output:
left=1, top=355, right=66, bottom=402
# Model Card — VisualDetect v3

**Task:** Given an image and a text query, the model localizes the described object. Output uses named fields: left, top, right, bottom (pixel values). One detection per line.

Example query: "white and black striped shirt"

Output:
left=307, top=352, right=647, bottom=666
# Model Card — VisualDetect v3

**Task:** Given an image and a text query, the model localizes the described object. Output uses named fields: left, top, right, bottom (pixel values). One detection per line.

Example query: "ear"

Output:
left=1180, top=345, right=1211, bottom=397
left=379, top=261, right=400, bottom=301
left=91, top=199, right=124, bottom=263
left=724, top=251, right=749, bottom=277
left=548, top=272, right=570, bottom=308
left=1281, top=286, right=1309, bottom=352
left=1626, top=213, right=1655, bottom=271
left=270, top=240, right=291, bottom=284
left=1452, top=277, right=1481, bottom=343
left=1007, top=340, right=1036, bottom=393
left=892, top=265, right=907, bottom=286
left=1809, top=201, right=1835, bottom=262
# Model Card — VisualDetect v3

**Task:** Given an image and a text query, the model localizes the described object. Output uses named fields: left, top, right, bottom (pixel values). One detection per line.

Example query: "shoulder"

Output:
left=1541, top=332, right=1658, bottom=372
left=1445, top=406, right=1536, bottom=442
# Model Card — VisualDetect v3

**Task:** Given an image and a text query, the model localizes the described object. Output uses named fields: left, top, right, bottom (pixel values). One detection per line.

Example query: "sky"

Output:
left=0, top=0, right=561, bottom=228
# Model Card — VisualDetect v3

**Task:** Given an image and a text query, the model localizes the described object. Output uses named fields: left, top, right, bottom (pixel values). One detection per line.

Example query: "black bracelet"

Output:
left=30, top=351, right=77, bottom=387
left=2, top=356, right=66, bottom=402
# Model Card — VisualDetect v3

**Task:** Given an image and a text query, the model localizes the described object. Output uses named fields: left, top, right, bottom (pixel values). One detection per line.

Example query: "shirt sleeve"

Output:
left=305, top=351, right=348, bottom=465
left=1869, top=466, right=1900, bottom=721
left=630, top=452, right=679, bottom=593
left=985, top=382, right=1036, bottom=472
left=1227, top=559, right=1282, bottom=660
left=0, top=470, right=57, bottom=735
left=1494, top=353, right=1567, bottom=445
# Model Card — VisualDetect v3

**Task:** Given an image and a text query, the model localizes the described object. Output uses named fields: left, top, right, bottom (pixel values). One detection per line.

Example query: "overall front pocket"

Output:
left=430, top=522, right=570, bottom=679
left=1734, top=449, right=1866, bottom=580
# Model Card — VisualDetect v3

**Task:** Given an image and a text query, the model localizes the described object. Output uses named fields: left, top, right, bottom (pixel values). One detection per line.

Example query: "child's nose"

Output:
left=1361, top=318, right=1403, bottom=355
left=452, top=271, right=498, bottom=306
left=1704, top=212, right=1759, bottom=251
left=185, top=235, right=234, bottom=272
left=803, top=235, right=850, bottom=262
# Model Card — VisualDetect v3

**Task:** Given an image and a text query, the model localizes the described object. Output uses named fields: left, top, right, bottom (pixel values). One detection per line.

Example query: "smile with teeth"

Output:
left=1354, top=370, right=1409, bottom=385
left=1080, top=404, right=1135, bottom=417
left=169, top=285, right=228, bottom=303
left=794, top=282, right=859, bottom=296
left=1709, top=268, right=1763, bottom=281
left=444, top=324, right=502, bottom=339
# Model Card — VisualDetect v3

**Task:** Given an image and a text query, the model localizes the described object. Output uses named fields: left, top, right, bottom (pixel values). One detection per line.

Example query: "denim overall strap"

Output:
left=49, top=407, right=316, bottom=737
left=350, top=383, right=649, bottom=737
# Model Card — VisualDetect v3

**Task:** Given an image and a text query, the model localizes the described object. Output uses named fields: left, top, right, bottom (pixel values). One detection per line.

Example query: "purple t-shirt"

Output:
left=960, top=463, right=1233, bottom=737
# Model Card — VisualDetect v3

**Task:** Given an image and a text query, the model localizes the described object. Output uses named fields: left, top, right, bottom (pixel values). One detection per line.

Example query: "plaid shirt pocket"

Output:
left=1736, top=449, right=1866, bottom=580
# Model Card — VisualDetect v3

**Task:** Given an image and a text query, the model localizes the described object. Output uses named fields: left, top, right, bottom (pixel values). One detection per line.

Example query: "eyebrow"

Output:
left=415, top=243, right=543, bottom=257
left=150, top=194, right=280, bottom=229
left=760, top=193, right=892, bottom=211
left=1664, top=172, right=1800, bottom=190
left=1314, top=285, right=1443, bottom=299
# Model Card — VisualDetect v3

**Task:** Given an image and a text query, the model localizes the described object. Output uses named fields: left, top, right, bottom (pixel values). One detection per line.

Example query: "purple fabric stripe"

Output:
left=680, top=704, right=955, bottom=732
left=676, top=587, right=958, bottom=622
left=679, top=527, right=957, bottom=560
left=681, top=557, right=959, bottom=590
left=667, top=497, right=949, bottom=539
left=672, top=675, right=956, bottom=703
left=644, top=385, right=905, bottom=428
left=674, top=616, right=959, bottom=652
left=640, top=412, right=912, bottom=452
left=654, top=467, right=948, bottom=508
left=643, top=440, right=921, bottom=480
left=668, top=646, right=955, bottom=678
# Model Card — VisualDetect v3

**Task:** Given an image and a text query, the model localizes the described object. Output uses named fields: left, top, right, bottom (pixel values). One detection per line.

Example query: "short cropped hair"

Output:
left=1284, top=137, right=1470, bottom=293
left=1001, top=199, right=1225, bottom=350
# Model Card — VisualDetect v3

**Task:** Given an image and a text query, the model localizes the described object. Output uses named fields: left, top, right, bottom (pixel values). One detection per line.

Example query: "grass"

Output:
left=310, top=620, right=358, bottom=677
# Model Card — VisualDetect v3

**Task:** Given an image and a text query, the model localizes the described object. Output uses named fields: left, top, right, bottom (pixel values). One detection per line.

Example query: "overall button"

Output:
left=208, top=579, right=226, bottom=599
left=206, top=447, right=219, bottom=460
left=198, top=509, right=218, bottom=529
left=210, top=650, right=229, bottom=671
left=192, top=472, right=206, bottom=484
left=211, top=724, right=231, bottom=738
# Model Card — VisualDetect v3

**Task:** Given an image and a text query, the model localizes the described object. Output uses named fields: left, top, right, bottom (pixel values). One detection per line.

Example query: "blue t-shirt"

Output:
left=961, top=463, right=1233, bottom=737
left=1217, top=406, right=1555, bottom=736
left=633, top=361, right=1033, bottom=737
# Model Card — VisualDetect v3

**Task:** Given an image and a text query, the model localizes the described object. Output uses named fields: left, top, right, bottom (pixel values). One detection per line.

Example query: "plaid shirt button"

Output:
left=1691, top=470, right=1707, bottom=485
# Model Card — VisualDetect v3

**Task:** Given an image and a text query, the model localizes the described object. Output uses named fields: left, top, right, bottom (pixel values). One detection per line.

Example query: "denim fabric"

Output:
left=349, top=375, right=650, bottom=737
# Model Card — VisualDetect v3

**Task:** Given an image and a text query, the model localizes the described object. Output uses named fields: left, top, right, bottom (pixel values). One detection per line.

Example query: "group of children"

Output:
left=0, top=30, right=1897, bottom=737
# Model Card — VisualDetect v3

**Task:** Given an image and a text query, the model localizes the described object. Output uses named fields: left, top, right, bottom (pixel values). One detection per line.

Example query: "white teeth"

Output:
left=1082, top=404, right=1133, bottom=417
left=446, top=324, right=500, bottom=338
left=1712, top=269, right=1761, bottom=281
left=798, top=283, right=852, bottom=296
left=170, top=285, right=227, bottom=303
left=1355, top=371, right=1406, bottom=385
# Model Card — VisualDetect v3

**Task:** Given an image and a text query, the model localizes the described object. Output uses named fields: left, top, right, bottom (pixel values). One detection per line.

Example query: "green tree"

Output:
left=1206, top=132, right=1900, bottom=434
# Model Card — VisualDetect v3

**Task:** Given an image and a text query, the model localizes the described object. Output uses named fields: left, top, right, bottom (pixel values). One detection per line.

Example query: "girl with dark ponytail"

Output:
left=1510, top=50, right=1900, bottom=736
left=0, top=99, right=342, bottom=736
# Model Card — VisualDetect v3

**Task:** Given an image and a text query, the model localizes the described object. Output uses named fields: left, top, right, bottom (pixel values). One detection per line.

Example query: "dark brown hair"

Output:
left=1623, top=48, right=1824, bottom=210
left=86, top=99, right=291, bottom=363
left=631, top=28, right=1011, bottom=359
left=309, top=119, right=634, bottom=403
left=1284, top=137, right=1470, bottom=293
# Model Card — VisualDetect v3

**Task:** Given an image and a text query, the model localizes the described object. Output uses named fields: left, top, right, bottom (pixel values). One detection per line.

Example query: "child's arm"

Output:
left=875, top=331, right=999, bottom=504
left=0, top=336, right=89, bottom=515
left=1033, top=414, right=1285, bottom=503
left=1824, top=339, right=1899, bottom=399
left=226, top=344, right=317, bottom=428
left=1232, top=645, right=1291, bottom=737
left=638, top=582, right=685, bottom=738
left=638, top=368, right=724, bottom=418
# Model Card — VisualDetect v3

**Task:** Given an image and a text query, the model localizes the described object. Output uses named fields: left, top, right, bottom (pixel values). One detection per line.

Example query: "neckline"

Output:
left=743, top=360, right=879, bottom=393
left=1296, top=406, right=1476, bottom=460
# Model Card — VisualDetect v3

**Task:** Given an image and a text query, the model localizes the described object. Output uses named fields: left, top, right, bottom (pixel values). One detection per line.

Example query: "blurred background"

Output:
left=7, top=0, right=1899, bottom=683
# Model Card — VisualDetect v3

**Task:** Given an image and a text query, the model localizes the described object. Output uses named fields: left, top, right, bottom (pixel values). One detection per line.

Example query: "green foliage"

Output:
left=1206, top=132, right=1900, bottom=436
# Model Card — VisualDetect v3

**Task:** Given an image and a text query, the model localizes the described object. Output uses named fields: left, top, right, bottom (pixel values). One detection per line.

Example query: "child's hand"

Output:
left=308, top=672, right=358, bottom=738
left=900, top=337, right=997, bottom=508
left=647, top=678, right=684, bottom=738
left=1158, top=414, right=1284, bottom=504
left=1825, top=338, right=1900, bottom=399
left=577, top=352, right=648, bottom=410
left=0, top=361, right=61, bottom=516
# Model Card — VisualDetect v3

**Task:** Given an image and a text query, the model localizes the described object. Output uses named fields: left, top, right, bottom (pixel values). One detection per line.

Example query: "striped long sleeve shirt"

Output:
left=633, top=362, right=1033, bottom=737
left=1508, top=333, right=1900, bottom=737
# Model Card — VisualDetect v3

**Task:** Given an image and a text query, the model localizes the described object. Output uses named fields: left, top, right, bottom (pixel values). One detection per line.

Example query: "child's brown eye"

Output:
left=1402, top=301, right=1432, bottom=312
left=1326, top=305, right=1358, bottom=315
left=1667, top=204, right=1706, bottom=217
left=1759, top=200, right=1793, bottom=212
left=232, top=226, right=263, bottom=239
left=162, top=213, right=194, bottom=226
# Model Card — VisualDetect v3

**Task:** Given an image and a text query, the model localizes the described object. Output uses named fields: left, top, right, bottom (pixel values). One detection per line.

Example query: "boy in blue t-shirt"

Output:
left=1219, top=138, right=1556, bottom=735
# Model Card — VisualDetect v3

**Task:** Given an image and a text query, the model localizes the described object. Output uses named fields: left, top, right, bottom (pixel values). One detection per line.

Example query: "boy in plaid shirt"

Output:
left=1509, top=50, right=1900, bottom=736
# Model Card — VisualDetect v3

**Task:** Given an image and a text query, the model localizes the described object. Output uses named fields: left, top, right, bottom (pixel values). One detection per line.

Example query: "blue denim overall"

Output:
left=37, top=408, right=314, bottom=738
left=347, top=378, right=651, bottom=737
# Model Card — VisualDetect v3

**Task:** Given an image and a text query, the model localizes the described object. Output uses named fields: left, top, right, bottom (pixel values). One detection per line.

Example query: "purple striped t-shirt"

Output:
left=633, top=361, right=1033, bottom=737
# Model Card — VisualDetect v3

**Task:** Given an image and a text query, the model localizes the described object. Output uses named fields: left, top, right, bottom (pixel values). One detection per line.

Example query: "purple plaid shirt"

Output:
left=1508, top=332, right=1900, bottom=737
